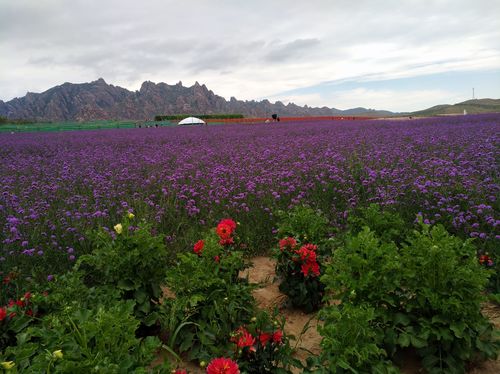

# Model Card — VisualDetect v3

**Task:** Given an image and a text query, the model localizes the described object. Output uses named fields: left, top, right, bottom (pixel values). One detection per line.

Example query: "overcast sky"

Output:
left=1, top=0, right=499, bottom=111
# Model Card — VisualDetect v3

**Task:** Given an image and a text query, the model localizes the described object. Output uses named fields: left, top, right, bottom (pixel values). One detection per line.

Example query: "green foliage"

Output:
left=154, top=114, right=244, bottom=121
left=321, top=216, right=500, bottom=373
left=233, top=309, right=300, bottom=373
left=161, top=230, right=255, bottom=362
left=347, top=204, right=408, bottom=244
left=276, top=206, right=330, bottom=245
left=77, top=216, right=169, bottom=325
left=304, top=304, right=399, bottom=373
left=1, top=300, right=170, bottom=373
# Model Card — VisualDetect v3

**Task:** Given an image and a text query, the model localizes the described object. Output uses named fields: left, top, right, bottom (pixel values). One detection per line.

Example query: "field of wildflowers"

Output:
left=1, top=114, right=498, bottom=281
left=0, top=114, right=499, bottom=372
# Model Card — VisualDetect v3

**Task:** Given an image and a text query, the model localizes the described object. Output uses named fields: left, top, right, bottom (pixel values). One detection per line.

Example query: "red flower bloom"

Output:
left=295, top=246, right=317, bottom=262
left=0, top=307, right=6, bottom=321
left=272, top=329, right=283, bottom=344
left=301, top=261, right=320, bottom=277
left=214, top=255, right=220, bottom=263
left=279, top=237, right=297, bottom=251
left=216, top=223, right=233, bottom=239
left=219, top=218, right=237, bottom=232
left=206, top=357, right=240, bottom=374
left=174, top=370, right=187, bottom=374
left=193, top=240, right=205, bottom=255
left=23, top=292, right=32, bottom=300
left=258, top=332, right=271, bottom=346
left=25, top=309, right=33, bottom=317
left=16, top=300, right=25, bottom=308
left=232, top=327, right=256, bottom=351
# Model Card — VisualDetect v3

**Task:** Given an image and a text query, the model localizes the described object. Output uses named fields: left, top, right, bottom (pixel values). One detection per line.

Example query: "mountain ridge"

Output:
left=411, top=98, right=500, bottom=116
left=0, top=79, right=393, bottom=121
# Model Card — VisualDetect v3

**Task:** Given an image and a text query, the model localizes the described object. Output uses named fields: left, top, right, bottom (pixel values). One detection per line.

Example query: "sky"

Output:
left=1, top=0, right=499, bottom=112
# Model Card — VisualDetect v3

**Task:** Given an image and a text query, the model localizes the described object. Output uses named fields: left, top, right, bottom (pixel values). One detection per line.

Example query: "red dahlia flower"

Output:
left=232, top=327, right=256, bottom=351
left=219, top=218, right=237, bottom=232
left=216, top=223, right=233, bottom=240
left=272, top=329, right=283, bottom=344
left=206, top=357, right=240, bottom=374
left=279, top=237, right=297, bottom=251
left=295, top=246, right=317, bottom=262
left=301, top=261, right=320, bottom=277
left=193, top=240, right=205, bottom=255
left=258, top=332, right=271, bottom=346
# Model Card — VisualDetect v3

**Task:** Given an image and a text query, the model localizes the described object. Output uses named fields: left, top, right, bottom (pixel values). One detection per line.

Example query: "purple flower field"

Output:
left=1, top=114, right=499, bottom=278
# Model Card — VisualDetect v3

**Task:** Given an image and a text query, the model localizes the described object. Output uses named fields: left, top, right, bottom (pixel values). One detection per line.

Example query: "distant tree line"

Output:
left=154, top=114, right=244, bottom=121
left=0, top=116, right=39, bottom=125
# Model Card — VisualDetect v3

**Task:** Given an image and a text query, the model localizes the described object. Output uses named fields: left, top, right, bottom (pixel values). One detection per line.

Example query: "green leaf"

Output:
left=394, top=313, right=411, bottom=326
left=398, top=333, right=411, bottom=347
left=117, top=279, right=136, bottom=291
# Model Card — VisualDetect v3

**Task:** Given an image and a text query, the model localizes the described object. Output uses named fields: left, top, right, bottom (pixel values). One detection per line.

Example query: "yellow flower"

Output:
left=199, top=361, right=207, bottom=368
left=127, top=212, right=135, bottom=219
left=1, top=361, right=15, bottom=369
left=114, top=223, right=123, bottom=234
left=53, top=350, right=63, bottom=360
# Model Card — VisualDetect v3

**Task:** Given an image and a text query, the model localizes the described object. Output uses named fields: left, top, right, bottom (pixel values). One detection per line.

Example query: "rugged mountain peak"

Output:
left=0, top=79, right=393, bottom=121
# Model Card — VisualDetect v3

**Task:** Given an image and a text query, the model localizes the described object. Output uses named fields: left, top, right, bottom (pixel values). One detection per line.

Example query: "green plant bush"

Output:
left=275, top=206, right=330, bottom=245
left=161, top=221, right=256, bottom=362
left=347, top=204, right=408, bottom=244
left=304, top=304, right=399, bottom=373
left=1, top=300, right=170, bottom=373
left=321, top=217, right=500, bottom=373
left=77, top=216, right=169, bottom=326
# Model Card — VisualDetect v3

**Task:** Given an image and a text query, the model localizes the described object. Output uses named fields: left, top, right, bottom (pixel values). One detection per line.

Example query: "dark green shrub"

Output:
left=304, top=304, right=399, bottom=373
left=77, top=215, right=169, bottom=326
left=1, top=300, right=170, bottom=373
left=321, top=219, right=500, bottom=373
left=347, top=204, right=408, bottom=244
left=161, top=226, right=255, bottom=362
left=276, top=206, right=330, bottom=245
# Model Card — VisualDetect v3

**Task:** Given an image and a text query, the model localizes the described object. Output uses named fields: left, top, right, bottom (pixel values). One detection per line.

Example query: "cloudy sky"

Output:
left=1, top=0, right=499, bottom=111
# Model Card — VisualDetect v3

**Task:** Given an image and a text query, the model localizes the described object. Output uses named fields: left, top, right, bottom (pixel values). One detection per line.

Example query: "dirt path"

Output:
left=171, top=256, right=500, bottom=373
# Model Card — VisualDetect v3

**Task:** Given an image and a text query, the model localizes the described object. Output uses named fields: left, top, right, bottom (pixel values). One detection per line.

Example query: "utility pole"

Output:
left=472, top=87, right=475, bottom=99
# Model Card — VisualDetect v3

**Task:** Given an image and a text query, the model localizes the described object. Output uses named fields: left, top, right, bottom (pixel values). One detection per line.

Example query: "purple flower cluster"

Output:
left=0, top=114, right=498, bottom=276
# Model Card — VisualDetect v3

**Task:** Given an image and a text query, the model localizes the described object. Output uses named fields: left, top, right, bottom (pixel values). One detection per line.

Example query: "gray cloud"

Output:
left=264, top=38, right=321, bottom=62
left=1, top=0, right=499, bottom=110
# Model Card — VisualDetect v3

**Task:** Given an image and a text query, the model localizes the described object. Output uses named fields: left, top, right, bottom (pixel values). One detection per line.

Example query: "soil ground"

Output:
left=170, top=256, right=500, bottom=373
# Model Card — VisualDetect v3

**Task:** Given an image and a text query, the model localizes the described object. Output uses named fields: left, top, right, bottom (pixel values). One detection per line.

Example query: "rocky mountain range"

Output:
left=0, top=79, right=393, bottom=121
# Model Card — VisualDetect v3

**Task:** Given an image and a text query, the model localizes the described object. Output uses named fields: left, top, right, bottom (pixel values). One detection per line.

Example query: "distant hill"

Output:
left=0, top=79, right=393, bottom=122
left=412, top=98, right=500, bottom=116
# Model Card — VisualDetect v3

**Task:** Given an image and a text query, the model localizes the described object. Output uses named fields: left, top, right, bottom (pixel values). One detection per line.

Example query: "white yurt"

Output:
left=178, top=117, right=206, bottom=125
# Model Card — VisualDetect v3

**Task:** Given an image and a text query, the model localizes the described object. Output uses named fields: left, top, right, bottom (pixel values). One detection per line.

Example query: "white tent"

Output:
left=178, top=117, right=206, bottom=125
